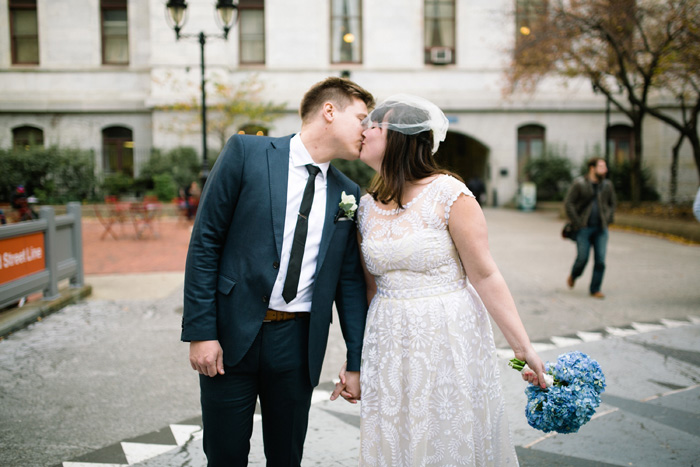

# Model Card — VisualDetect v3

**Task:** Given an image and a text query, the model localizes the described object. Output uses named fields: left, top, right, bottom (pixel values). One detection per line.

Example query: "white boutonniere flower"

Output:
left=337, top=191, right=357, bottom=220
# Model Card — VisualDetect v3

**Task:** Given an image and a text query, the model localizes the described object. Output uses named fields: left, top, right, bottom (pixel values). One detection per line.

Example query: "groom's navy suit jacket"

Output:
left=181, top=134, right=368, bottom=386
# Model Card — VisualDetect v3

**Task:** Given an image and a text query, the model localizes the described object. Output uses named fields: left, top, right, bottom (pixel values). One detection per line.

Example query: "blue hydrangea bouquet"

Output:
left=509, top=351, right=606, bottom=434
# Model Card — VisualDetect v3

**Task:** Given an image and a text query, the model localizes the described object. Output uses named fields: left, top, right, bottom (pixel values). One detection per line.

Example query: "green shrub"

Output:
left=524, top=146, right=574, bottom=201
left=100, top=172, right=134, bottom=198
left=151, top=173, right=178, bottom=201
left=137, top=146, right=201, bottom=194
left=0, top=146, right=97, bottom=204
left=606, top=160, right=660, bottom=202
left=331, top=159, right=376, bottom=191
left=45, top=148, right=97, bottom=203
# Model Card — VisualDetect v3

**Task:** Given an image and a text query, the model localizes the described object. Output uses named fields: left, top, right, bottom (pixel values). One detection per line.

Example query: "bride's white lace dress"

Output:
left=357, top=175, right=517, bottom=466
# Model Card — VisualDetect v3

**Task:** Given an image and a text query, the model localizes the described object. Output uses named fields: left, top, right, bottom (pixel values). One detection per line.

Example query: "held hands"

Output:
left=189, top=340, right=225, bottom=377
left=330, top=361, right=361, bottom=404
left=517, top=347, right=548, bottom=389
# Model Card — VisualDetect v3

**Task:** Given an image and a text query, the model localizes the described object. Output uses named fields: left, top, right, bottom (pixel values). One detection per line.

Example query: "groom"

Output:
left=182, top=77, right=373, bottom=466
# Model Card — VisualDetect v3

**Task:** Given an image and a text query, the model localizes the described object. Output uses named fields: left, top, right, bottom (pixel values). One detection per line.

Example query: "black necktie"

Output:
left=282, top=164, right=321, bottom=303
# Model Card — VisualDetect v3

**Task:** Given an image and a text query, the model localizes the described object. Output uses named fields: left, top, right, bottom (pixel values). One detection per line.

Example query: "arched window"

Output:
left=12, top=125, right=44, bottom=150
left=517, top=124, right=545, bottom=183
left=607, top=124, right=634, bottom=165
left=102, top=126, right=133, bottom=176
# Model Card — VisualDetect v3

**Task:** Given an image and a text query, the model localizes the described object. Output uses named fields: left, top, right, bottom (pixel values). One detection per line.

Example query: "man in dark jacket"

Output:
left=183, top=77, right=373, bottom=466
left=564, top=157, right=617, bottom=298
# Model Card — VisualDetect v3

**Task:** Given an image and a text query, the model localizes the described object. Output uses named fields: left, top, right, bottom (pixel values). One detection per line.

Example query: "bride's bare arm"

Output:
left=447, top=194, right=547, bottom=388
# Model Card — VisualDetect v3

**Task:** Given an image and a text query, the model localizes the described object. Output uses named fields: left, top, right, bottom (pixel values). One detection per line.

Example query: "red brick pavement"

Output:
left=82, top=218, right=193, bottom=275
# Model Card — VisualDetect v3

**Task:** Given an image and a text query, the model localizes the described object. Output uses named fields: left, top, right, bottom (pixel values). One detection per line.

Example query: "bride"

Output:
left=331, top=95, right=547, bottom=466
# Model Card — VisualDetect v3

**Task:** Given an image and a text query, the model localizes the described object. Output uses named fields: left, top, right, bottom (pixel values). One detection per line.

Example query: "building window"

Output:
left=517, top=124, right=545, bottom=183
left=424, top=0, right=455, bottom=65
left=239, top=0, right=265, bottom=64
left=515, top=0, right=547, bottom=40
left=9, top=0, right=39, bottom=65
left=331, top=0, right=362, bottom=64
left=607, top=124, right=634, bottom=165
left=101, top=0, right=129, bottom=65
left=103, top=126, right=134, bottom=176
left=12, top=125, right=44, bottom=150
left=514, top=0, right=547, bottom=65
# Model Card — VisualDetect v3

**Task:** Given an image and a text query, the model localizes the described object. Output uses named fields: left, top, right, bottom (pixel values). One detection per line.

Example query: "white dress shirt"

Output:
left=268, top=134, right=329, bottom=312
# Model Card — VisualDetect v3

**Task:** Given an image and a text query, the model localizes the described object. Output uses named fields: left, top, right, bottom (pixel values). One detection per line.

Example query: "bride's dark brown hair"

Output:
left=367, top=104, right=460, bottom=209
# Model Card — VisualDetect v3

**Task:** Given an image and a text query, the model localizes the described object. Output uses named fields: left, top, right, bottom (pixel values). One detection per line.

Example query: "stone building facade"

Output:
left=0, top=0, right=697, bottom=204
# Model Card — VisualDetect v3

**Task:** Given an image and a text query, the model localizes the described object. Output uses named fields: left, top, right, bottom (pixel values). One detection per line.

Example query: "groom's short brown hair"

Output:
left=300, top=77, right=374, bottom=123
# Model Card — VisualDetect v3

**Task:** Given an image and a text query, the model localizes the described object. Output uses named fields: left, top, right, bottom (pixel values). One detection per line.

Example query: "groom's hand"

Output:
left=343, top=371, right=361, bottom=402
left=330, top=363, right=360, bottom=404
left=190, top=340, right=224, bottom=377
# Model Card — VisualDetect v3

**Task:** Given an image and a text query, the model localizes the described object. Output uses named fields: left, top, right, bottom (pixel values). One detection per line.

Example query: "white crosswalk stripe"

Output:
left=169, top=424, right=202, bottom=446
left=605, top=326, right=640, bottom=337
left=121, top=442, right=176, bottom=465
left=576, top=331, right=604, bottom=342
left=550, top=335, right=583, bottom=347
left=498, top=316, right=698, bottom=362
left=631, top=322, right=666, bottom=333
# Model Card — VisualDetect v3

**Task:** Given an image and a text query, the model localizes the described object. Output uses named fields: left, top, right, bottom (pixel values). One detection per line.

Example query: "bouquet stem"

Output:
left=509, top=358, right=555, bottom=388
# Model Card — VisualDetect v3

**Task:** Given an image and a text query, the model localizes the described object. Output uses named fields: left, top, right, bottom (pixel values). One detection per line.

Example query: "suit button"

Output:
left=262, top=295, right=268, bottom=302
left=273, top=262, right=279, bottom=269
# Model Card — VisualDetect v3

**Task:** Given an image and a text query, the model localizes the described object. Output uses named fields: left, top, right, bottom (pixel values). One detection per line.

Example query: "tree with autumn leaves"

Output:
left=162, top=74, right=287, bottom=154
left=507, top=0, right=700, bottom=205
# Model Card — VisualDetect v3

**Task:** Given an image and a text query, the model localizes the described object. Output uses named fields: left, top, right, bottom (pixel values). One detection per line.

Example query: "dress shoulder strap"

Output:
left=423, top=175, right=475, bottom=227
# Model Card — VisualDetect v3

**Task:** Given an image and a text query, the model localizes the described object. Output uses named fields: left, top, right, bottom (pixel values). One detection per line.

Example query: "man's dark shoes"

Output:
left=566, top=275, right=575, bottom=289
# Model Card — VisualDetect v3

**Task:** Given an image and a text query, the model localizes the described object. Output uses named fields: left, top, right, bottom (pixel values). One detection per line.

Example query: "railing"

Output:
left=0, top=203, right=84, bottom=309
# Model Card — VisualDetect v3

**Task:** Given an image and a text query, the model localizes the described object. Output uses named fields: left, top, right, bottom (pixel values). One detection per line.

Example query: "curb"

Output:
left=533, top=202, right=700, bottom=244
left=0, top=285, right=92, bottom=338
left=612, top=213, right=700, bottom=244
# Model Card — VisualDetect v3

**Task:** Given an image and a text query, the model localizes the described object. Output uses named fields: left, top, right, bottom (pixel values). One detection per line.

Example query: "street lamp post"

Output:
left=166, top=0, right=238, bottom=188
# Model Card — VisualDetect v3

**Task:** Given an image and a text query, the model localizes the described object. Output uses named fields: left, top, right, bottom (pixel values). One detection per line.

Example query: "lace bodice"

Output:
left=357, top=175, right=473, bottom=298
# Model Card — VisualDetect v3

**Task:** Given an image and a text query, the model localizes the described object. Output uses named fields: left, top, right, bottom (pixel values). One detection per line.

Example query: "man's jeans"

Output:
left=571, top=226, right=608, bottom=294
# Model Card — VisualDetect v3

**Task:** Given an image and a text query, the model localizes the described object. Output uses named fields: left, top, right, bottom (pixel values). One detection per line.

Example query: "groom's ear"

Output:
left=322, top=102, right=335, bottom=123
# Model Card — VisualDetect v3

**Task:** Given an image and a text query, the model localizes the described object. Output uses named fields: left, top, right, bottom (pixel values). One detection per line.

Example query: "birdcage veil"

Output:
left=362, top=94, right=449, bottom=154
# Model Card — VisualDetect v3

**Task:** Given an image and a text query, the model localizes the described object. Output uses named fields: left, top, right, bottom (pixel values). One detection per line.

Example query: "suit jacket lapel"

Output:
left=315, top=167, right=342, bottom=274
left=267, top=137, right=291, bottom=259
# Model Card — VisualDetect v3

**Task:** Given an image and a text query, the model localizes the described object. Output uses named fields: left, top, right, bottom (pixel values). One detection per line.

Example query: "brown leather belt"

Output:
left=263, top=309, right=310, bottom=323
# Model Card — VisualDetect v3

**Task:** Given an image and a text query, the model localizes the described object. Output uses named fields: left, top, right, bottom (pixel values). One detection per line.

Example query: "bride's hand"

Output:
left=330, top=361, right=360, bottom=403
left=517, top=348, right=547, bottom=389
left=330, top=362, right=346, bottom=401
